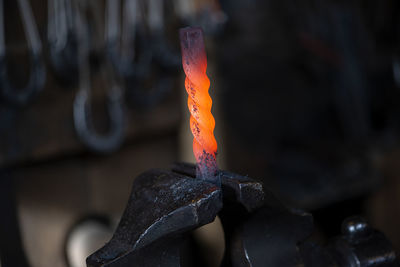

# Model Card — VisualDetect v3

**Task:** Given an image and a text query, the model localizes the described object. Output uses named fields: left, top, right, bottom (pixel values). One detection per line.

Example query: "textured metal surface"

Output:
left=87, top=164, right=399, bottom=267
left=179, top=27, right=218, bottom=184
left=172, top=162, right=265, bottom=212
left=327, top=216, right=398, bottom=267
left=86, top=168, right=222, bottom=267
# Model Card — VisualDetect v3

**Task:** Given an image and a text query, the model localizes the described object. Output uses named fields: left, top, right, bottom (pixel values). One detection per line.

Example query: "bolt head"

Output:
left=341, top=216, right=370, bottom=239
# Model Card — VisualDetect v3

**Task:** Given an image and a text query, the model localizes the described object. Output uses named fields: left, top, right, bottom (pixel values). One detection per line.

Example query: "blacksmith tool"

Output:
left=147, top=0, right=181, bottom=70
left=0, top=0, right=46, bottom=106
left=105, top=0, right=152, bottom=79
left=73, top=1, right=125, bottom=154
left=47, top=0, right=79, bottom=86
left=87, top=163, right=399, bottom=267
left=105, top=0, right=177, bottom=110
left=86, top=168, right=223, bottom=267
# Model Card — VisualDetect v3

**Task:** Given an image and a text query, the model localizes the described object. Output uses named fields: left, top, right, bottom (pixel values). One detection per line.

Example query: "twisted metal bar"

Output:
left=179, top=27, right=218, bottom=184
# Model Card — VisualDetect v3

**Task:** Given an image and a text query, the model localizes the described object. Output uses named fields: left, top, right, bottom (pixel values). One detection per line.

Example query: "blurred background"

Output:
left=0, top=0, right=400, bottom=266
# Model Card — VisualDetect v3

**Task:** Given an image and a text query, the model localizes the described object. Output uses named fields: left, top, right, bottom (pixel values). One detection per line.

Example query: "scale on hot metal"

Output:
left=86, top=27, right=399, bottom=267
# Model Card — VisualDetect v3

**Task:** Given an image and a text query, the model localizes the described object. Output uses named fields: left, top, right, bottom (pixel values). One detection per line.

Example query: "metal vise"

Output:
left=86, top=163, right=399, bottom=267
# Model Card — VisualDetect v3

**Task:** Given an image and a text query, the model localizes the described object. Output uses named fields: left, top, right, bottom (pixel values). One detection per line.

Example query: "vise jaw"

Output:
left=87, top=163, right=399, bottom=267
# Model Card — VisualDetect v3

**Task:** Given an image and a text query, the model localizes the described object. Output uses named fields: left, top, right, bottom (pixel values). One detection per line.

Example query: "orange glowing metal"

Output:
left=179, top=27, right=218, bottom=183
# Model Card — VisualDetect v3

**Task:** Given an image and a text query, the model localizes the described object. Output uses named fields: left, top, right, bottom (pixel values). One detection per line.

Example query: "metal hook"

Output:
left=146, top=0, right=180, bottom=70
left=105, top=0, right=152, bottom=78
left=0, top=0, right=46, bottom=106
left=73, top=1, right=125, bottom=154
left=73, top=84, right=125, bottom=154
left=106, top=0, right=176, bottom=109
left=48, top=0, right=79, bottom=86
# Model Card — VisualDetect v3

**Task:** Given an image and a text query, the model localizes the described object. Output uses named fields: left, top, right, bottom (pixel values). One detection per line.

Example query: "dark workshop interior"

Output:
left=0, top=0, right=400, bottom=266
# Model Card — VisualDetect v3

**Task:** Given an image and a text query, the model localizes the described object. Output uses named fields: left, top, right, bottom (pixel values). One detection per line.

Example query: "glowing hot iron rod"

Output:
left=179, top=27, right=219, bottom=185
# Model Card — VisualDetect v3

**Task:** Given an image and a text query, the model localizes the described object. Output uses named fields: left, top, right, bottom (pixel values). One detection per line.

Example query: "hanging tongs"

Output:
left=47, top=0, right=79, bottom=86
left=73, top=0, right=125, bottom=154
left=105, top=0, right=152, bottom=79
left=105, top=0, right=177, bottom=109
left=146, top=0, right=180, bottom=70
left=0, top=0, right=46, bottom=106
